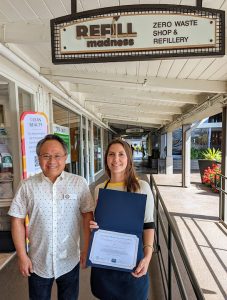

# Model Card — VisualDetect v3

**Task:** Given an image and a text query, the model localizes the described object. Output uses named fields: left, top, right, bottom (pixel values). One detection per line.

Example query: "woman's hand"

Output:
left=131, top=255, right=151, bottom=278
left=132, top=229, right=154, bottom=277
left=89, top=220, right=99, bottom=230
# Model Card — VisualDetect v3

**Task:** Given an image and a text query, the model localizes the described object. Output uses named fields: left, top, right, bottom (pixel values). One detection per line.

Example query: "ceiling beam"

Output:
left=85, top=99, right=182, bottom=114
left=0, top=23, right=50, bottom=43
left=97, top=107, right=173, bottom=121
left=163, top=94, right=224, bottom=132
left=41, top=68, right=227, bottom=93
left=102, top=113, right=164, bottom=125
left=73, top=86, right=200, bottom=104
left=83, top=92, right=197, bottom=105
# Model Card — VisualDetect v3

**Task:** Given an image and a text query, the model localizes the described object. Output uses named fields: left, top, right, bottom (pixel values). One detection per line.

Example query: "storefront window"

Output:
left=53, top=103, right=81, bottom=175
left=103, top=129, right=109, bottom=155
left=191, top=128, right=209, bottom=149
left=93, top=125, right=102, bottom=173
left=18, top=87, right=33, bottom=116
left=88, top=120, right=92, bottom=180
left=0, top=84, right=34, bottom=204
left=83, top=127, right=86, bottom=178
left=0, top=103, right=13, bottom=200
left=82, top=116, right=86, bottom=126
left=210, top=130, right=222, bottom=149
left=69, top=112, right=81, bottom=175
left=172, top=129, right=182, bottom=155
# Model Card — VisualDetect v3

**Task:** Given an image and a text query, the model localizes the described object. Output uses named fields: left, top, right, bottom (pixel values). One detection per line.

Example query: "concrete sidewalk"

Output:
left=152, top=173, right=227, bottom=300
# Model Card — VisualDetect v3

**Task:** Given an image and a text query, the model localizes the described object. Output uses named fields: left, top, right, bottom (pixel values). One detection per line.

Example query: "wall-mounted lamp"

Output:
left=142, top=78, right=148, bottom=87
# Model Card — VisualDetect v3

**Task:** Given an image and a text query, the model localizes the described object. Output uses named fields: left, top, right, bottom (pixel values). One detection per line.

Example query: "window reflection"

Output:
left=53, top=103, right=81, bottom=175
left=93, top=125, right=102, bottom=173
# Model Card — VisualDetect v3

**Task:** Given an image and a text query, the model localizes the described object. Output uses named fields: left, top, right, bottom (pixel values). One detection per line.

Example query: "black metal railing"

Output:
left=215, top=173, right=227, bottom=228
left=150, top=175, right=205, bottom=300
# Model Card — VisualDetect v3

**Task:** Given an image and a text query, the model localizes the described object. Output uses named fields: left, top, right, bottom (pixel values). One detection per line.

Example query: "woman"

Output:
left=90, top=138, right=155, bottom=300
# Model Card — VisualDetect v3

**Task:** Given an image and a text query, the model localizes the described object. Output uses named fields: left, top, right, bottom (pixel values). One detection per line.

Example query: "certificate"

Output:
left=87, top=189, right=146, bottom=271
left=89, top=229, right=139, bottom=270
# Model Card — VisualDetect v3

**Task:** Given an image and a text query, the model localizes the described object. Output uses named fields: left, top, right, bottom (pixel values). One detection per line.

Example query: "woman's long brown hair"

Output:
left=104, top=139, right=140, bottom=192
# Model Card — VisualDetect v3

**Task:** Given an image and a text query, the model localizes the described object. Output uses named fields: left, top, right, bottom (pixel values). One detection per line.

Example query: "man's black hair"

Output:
left=36, top=134, right=68, bottom=155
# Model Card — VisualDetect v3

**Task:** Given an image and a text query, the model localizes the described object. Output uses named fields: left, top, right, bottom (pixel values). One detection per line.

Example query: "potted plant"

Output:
left=202, top=163, right=221, bottom=193
left=198, top=148, right=221, bottom=181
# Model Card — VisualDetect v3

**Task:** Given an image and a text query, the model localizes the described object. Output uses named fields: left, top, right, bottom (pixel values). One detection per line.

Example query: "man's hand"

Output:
left=11, top=217, right=33, bottom=277
left=18, top=254, right=33, bottom=277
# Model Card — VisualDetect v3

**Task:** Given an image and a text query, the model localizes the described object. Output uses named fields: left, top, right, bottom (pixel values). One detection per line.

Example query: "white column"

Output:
left=80, top=117, right=84, bottom=178
left=8, top=81, right=21, bottom=189
left=147, top=132, right=152, bottom=156
left=166, top=132, right=173, bottom=174
left=208, top=127, right=211, bottom=148
left=182, top=124, right=191, bottom=188
left=160, top=134, right=166, bottom=159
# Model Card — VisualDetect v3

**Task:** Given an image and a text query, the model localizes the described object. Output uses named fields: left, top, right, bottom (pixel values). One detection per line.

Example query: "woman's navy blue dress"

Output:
left=90, top=181, right=149, bottom=300
left=91, top=267, right=149, bottom=300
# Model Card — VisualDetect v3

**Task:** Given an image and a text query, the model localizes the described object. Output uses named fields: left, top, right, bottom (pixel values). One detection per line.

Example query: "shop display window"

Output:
left=0, top=102, right=13, bottom=200
left=94, top=125, right=102, bottom=173
left=88, top=120, right=92, bottom=181
left=53, top=102, right=81, bottom=175
left=18, top=88, right=33, bottom=116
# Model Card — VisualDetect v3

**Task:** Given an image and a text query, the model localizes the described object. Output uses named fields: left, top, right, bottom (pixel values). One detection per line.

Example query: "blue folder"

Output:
left=87, top=188, right=147, bottom=272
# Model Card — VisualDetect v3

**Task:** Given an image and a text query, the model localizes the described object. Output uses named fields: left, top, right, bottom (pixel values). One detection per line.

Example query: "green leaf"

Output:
left=202, top=148, right=221, bottom=162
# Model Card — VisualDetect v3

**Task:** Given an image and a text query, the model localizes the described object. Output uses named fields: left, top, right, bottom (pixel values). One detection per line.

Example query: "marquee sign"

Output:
left=51, top=5, right=225, bottom=64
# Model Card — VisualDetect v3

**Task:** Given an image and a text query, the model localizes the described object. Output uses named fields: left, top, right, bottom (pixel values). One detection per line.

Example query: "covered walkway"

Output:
left=0, top=164, right=227, bottom=299
left=0, top=170, right=165, bottom=300
left=151, top=173, right=227, bottom=300
left=79, top=170, right=227, bottom=299
left=0, top=1, right=227, bottom=299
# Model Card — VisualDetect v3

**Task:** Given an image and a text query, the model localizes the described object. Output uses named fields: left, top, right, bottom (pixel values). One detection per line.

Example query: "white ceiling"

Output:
left=0, top=0, right=227, bottom=135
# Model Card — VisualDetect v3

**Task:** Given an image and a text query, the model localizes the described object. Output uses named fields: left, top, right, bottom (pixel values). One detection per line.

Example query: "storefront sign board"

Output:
left=53, top=124, right=71, bottom=164
left=60, top=15, right=215, bottom=54
left=51, top=5, right=225, bottom=63
left=20, top=112, right=48, bottom=179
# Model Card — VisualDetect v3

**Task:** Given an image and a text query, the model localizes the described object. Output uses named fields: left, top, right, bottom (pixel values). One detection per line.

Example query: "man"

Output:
left=8, top=134, right=94, bottom=300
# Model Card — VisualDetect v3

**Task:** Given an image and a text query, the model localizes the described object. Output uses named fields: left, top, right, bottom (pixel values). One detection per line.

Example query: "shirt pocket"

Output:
left=58, top=193, right=79, bottom=217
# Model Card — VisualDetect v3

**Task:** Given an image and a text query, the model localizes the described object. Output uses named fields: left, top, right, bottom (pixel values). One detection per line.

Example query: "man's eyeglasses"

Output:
left=39, top=154, right=66, bottom=161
